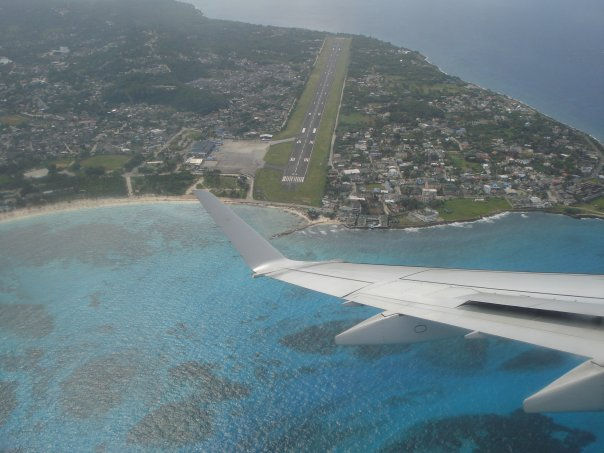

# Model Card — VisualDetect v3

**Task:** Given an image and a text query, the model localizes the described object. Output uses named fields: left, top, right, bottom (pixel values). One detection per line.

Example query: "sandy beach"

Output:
left=0, top=196, right=198, bottom=224
left=0, top=195, right=339, bottom=230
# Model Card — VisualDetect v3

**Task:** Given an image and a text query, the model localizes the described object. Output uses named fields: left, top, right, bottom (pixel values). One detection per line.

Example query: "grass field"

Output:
left=262, top=142, right=294, bottom=167
left=132, top=172, right=195, bottom=195
left=575, top=196, right=604, bottom=214
left=201, top=175, right=239, bottom=190
left=438, top=197, right=511, bottom=221
left=446, top=152, right=482, bottom=172
left=199, top=174, right=248, bottom=198
left=385, top=76, right=465, bottom=95
left=339, top=112, right=373, bottom=129
left=409, top=82, right=464, bottom=96
left=255, top=37, right=351, bottom=206
left=81, top=154, right=130, bottom=171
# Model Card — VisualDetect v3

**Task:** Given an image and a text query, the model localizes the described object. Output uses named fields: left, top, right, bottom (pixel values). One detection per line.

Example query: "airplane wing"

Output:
left=195, top=190, right=604, bottom=413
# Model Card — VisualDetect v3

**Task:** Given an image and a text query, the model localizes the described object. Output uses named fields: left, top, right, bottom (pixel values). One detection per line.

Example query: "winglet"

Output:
left=195, top=190, right=292, bottom=274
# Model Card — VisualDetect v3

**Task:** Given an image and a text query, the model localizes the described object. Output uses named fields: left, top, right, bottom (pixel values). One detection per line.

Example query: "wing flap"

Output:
left=464, top=293, right=604, bottom=318
left=196, top=192, right=604, bottom=359
left=345, top=291, right=604, bottom=359
left=406, top=268, right=604, bottom=300
left=196, top=192, right=604, bottom=412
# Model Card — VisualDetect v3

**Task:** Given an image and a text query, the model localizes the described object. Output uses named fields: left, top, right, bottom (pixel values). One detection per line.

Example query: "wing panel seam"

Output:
left=399, top=278, right=604, bottom=301
left=351, top=292, right=604, bottom=343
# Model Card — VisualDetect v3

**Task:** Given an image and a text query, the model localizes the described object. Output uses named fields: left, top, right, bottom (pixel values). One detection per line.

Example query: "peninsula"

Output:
left=1, top=0, right=602, bottom=227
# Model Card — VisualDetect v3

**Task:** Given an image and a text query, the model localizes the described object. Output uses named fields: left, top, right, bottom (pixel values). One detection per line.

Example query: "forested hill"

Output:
left=0, top=0, right=323, bottom=115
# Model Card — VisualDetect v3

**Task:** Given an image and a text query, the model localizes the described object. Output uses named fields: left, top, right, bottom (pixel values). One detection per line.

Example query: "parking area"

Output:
left=203, top=140, right=269, bottom=175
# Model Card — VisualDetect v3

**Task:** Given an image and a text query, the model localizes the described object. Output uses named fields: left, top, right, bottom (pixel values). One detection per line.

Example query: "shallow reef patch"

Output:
left=279, top=319, right=364, bottom=355
left=88, top=292, right=102, bottom=308
left=500, top=348, right=566, bottom=371
left=166, top=322, right=195, bottom=339
left=380, top=410, right=596, bottom=452
left=60, top=352, right=140, bottom=418
left=126, top=361, right=249, bottom=447
left=237, top=403, right=374, bottom=452
left=419, top=337, right=488, bottom=371
left=127, top=398, right=214, bottom=447
left=0, top=348, right=44, bottom=372
left=168, top=361, right=251, bottom=402
left=0, top=222, right=153, bottom=267
left=149, top=218, right=209, bottom=249
left=384, top=387, right=444, bottom=407
left=0, top=381, right=18, bottom=426
left=0, top=304, right=54, bottom=338
left=352, top=344, right=410, bottom=361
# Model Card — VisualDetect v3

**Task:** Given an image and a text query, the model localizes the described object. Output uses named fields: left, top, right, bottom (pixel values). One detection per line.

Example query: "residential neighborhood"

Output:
left=322, top=38, right=604, bottom=227
left=1, top=7, right=602, bottom=226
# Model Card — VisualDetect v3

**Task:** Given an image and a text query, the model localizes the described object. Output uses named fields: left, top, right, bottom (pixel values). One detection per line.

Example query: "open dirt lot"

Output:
left=203, top=140, right=269, bottom=175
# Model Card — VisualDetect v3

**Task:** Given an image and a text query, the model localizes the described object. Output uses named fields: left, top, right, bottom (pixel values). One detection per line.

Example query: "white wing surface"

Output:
left=195, top=191, right=604, bottom=413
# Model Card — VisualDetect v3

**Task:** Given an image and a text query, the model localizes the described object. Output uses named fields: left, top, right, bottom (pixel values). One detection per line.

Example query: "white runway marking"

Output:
left=281, top=176, right=305, bottom=183
left=282, top=41, right=345, bottom=185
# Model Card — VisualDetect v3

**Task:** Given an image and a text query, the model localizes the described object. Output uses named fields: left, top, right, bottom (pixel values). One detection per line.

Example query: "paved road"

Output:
left=124, top=174, right=134, bottom=197
left=282, top=38, right=347, bottom=185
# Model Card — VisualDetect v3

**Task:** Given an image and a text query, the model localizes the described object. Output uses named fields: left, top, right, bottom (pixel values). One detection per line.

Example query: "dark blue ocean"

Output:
left=1, top=203, right=604, bottom=451
left=194, top=0, right=604, bottom=142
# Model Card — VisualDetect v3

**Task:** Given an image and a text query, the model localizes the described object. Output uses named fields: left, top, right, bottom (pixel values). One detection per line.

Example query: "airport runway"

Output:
left=282, top=38, right=347, bottom=185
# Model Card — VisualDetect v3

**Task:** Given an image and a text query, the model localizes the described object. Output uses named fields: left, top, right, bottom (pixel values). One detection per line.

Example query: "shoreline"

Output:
left=0, top=196, right=198, bottom=224
left=421, top=57, right=604, bottom=146
left=1, top=196, right=601, bottom=231
left=0, top=195, right=338, bottom=229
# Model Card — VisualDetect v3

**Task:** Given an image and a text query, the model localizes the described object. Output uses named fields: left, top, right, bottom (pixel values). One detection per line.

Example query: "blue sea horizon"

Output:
left=1, top=203, right=603, bottom=451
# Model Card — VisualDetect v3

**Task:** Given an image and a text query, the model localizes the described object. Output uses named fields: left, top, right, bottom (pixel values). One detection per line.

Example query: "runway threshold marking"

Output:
left=281, top=38, right=348, bottom=186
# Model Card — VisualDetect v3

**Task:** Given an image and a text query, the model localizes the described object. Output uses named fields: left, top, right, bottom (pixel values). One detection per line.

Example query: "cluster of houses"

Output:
left=320, top=43, right=602, bottom=226
left=0, top=30, right=322, bottom=210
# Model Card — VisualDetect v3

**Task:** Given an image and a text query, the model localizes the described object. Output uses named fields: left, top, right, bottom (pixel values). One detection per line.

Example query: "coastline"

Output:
left=0, top=195, right=338, bottom=230
left=1, top=196, right=600, bottom=232
left=421, top=57, right=604, bottom=146
left=0, top=196, right=198, bottom=224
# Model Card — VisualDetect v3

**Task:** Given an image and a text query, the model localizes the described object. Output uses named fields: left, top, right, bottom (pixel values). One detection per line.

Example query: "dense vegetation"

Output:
left=132, top=172, right=195, bottom=195
left=6, top=173, right=127, bottom=206
left=0, top=0, right=321, bottom=114
left=104, top=74, right=226, bottom=115
left=201, top=170, right=249, bottom=198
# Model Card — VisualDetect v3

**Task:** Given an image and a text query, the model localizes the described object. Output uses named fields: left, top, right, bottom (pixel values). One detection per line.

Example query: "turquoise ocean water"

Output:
left=1, top=203, right=604, bottom=451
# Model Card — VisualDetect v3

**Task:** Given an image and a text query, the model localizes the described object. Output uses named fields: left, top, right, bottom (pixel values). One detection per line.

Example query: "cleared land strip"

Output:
left=281, top=39, right=346, bottom=183
left=255, top=36, right=351, bottom=206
